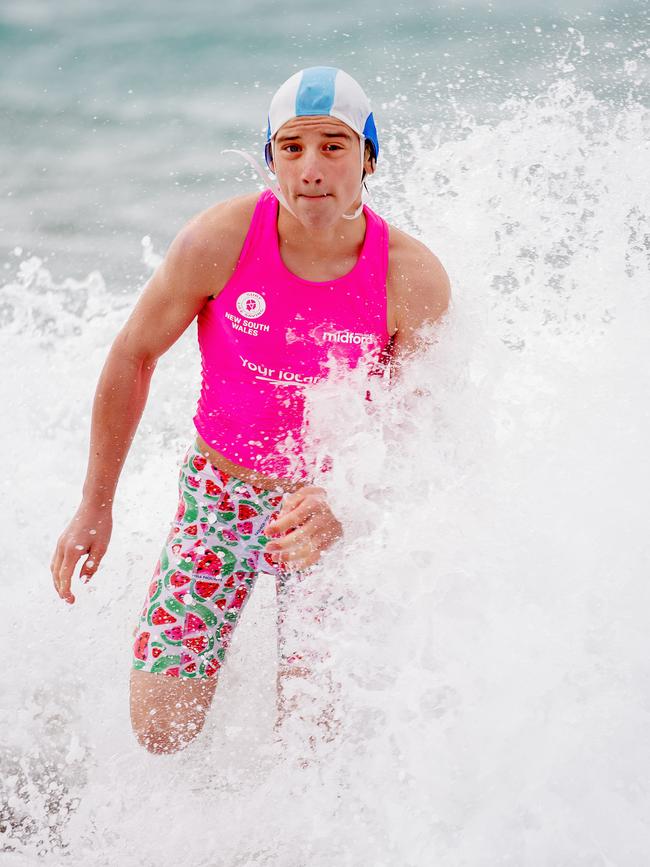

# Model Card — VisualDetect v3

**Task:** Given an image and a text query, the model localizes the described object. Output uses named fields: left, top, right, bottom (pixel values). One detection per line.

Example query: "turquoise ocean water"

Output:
left=2, top=1, right=650, bottom=865
left=2, top=0, right=647, bottom=283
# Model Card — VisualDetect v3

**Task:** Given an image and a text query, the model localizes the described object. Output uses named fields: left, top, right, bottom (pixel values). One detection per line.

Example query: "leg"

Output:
left=271, top=557, right=311, bottom=731
left=275, top=665, right=342, bottom=743
left=274, top=663, right=312, bottom=734
left=273, top=568, right=342, bottom=747
left=130, top=668, right=217, bottom=754
left=129, top=441, right=287, bottom=754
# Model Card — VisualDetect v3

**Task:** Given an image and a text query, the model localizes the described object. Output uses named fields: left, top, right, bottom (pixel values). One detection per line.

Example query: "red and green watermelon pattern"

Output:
left=131, top=441, right=290, bottom=679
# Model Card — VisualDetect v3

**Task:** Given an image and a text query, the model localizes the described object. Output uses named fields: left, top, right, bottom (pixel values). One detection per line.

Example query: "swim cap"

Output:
left=264, top=66, right=379, bottom=171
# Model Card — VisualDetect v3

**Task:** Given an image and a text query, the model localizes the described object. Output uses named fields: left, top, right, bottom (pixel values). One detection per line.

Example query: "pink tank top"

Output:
left=193, top=188, right=392, bottom=482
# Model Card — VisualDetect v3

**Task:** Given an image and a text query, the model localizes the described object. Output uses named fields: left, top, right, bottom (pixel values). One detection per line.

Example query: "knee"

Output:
left=129, top=667, right=217, bottom=755
left=132, top=715, right=204, bottom=755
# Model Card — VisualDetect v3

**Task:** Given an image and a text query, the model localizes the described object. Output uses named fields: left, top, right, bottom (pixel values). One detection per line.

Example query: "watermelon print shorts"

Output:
left=131, top=440, right=303, bottom=679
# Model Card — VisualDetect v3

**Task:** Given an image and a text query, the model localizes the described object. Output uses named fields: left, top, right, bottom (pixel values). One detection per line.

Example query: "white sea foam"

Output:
left=1, top=79, right=649, bottom=865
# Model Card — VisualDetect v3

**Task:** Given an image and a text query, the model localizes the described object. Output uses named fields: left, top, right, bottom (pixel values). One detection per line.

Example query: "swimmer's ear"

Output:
left=265, top=142, right=276, bottom=175
left=363, top=141, right=377, bottom=178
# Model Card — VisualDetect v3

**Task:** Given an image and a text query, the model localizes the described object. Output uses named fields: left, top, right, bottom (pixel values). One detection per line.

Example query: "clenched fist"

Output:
left=264, top=486, right=343, bottom=572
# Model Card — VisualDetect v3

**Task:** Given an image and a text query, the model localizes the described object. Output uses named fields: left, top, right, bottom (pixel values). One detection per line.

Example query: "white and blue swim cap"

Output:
left=264, top=66, right=379, bottom=172
left=223, top=66, right=377, bottom=220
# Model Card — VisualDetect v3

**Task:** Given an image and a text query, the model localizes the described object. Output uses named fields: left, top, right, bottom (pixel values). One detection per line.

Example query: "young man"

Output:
left=50, top=67, right=451, bottom=754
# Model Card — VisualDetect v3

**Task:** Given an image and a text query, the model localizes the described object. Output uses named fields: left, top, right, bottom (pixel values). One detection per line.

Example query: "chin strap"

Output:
left=222, top=136, right=368, bottom=221
left=341, top=135, right=370, bottom=220
left=222, top=148, right=300, bottom=218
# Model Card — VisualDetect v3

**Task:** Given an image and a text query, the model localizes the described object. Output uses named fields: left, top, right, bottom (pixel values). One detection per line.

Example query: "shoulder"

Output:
left=385, top=223, right=452, bottom=363
left=387, top=223, right=450, bottom=300
left=162, top=192, right=263, bottom=298
left=185, top=191, right=261, bottom=247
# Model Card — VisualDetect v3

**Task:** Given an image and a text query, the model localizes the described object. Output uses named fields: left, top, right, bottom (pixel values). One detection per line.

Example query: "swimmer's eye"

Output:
left=281, top=143, right=346, bottom=153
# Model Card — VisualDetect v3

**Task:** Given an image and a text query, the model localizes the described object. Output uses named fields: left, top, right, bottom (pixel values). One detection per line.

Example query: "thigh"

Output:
left=131, top=440, right=289, bottom=680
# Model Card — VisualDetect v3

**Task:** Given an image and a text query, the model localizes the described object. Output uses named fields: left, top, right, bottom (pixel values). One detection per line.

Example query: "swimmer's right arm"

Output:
left=51, top=199, right=249, bottom=604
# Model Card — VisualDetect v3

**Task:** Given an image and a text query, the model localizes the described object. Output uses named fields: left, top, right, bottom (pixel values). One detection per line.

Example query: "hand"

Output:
left=50, top=501, right=113, bottom=604
left=264, top=486, right=343, bottom=571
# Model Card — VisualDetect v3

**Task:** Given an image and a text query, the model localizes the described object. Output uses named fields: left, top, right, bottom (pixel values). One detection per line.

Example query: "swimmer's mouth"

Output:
left=300, top=193, right=331, bottom=198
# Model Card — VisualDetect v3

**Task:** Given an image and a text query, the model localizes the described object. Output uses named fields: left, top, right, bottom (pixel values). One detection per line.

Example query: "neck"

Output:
left=276, top=195, right=365, bottom=253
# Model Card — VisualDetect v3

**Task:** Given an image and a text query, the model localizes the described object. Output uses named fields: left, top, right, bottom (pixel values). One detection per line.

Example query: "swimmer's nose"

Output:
left=300, top=151, right=325, bottom=187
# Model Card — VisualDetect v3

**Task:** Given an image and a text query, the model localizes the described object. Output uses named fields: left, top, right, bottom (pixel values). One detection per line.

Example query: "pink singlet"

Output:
left=193, top=188, right=392, bottom=482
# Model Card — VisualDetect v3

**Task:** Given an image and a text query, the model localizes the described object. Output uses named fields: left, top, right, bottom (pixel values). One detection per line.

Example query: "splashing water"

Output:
left=1, top=78, right=649, bottom=865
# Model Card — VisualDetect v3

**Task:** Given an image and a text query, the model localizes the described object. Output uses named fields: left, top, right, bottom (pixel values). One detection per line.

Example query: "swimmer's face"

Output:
left=269, top=116, right=375, bottom=227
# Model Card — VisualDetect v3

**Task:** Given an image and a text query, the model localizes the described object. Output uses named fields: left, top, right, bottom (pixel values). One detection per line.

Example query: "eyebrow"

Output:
left=275, top=130, right=354, bottom=144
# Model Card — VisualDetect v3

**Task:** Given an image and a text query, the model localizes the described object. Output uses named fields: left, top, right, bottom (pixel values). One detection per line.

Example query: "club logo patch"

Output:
left=236, top=291, right=266, bottom=319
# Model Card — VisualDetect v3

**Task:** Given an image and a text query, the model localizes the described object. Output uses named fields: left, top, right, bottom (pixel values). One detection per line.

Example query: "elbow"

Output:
left=110, top=329, right=158, bottom=374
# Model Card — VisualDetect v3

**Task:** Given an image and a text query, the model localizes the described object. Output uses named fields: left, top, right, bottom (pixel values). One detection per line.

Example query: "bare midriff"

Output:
left=194, top=435, right=308, bottom=494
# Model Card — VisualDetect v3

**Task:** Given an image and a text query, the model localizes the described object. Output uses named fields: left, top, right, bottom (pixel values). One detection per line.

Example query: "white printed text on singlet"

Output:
left=322, top=329, right=375, bottom=345
left=239, top=355, right=321, bottom=386
left=225, top=311, right=270, bottom=336
left=225, top=311, right=377, bottom=346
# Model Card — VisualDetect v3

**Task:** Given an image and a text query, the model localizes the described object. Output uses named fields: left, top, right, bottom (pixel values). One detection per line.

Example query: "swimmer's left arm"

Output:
left=263, top=252, right=451, bottom=566
left=263, top=242, right=452, bottom=568
left=388, top=234, right=452, bottom=386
